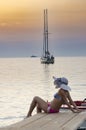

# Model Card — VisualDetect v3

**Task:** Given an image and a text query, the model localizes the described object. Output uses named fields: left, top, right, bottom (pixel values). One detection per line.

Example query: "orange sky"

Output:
left=0, top=0, right=86, bottom=32
left=0, top=0, right=86, bottom=57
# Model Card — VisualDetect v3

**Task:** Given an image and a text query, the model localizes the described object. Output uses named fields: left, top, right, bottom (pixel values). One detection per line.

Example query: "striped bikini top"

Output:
left=54, top=93, right=61, bottom=100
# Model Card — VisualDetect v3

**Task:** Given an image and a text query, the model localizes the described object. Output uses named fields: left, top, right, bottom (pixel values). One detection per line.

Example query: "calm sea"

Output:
left=0, top=57, right=86, bottom=127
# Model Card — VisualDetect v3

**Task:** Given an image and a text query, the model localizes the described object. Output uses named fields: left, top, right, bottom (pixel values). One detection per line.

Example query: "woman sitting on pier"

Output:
left=26, top=76, right=81, bottom=118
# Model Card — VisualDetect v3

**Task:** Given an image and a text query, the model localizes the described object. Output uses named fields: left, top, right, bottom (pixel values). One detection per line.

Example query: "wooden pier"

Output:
left=0, top=111, right=86, bottom=130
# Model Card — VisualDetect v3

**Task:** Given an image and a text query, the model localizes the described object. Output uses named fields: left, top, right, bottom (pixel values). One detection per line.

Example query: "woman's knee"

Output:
left=33, top=96, right=39, bottom=102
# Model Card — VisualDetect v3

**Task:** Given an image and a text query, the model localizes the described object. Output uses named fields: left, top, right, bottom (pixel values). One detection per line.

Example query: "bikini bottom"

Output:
left=47, top=103, right=59, bottom=113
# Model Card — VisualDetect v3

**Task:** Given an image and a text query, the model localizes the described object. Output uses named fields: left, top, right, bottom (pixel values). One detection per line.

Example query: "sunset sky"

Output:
left=0, top=0, right=86, bottom=57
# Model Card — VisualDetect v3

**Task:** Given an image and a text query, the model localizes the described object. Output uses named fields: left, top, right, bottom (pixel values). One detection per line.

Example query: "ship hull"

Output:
left=41, top=57, right=54, bottom=64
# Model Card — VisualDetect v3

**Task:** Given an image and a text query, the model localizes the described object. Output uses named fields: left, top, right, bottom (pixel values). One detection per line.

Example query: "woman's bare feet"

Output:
left=24, top=114, right=32, bottom=119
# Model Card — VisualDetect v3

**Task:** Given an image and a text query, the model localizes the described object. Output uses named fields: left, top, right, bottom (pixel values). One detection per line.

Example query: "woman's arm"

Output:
left=67, top=91, right=81, bottom=112
left=60, top=90, right=75, bottom=112
left=60, top=90, right=81, bottom=113
left=67, top=92, right=78, bottom=109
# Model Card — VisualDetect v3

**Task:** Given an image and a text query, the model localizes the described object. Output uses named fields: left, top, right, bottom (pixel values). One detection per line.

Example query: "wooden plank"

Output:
left=41, top=112, right=78, bottom=130
left=0, top=113, right=58, bottom=130
left=19, top=112, right=77, bottom=130
left=0, top=112, right=85, bottom=130
left=63, top=111, right=86, bottom=130
left=11, top=113, right=46, bottom=128
left=0, top=113, right=46, bottom=130
left=20, top=112, right=60, bottom=130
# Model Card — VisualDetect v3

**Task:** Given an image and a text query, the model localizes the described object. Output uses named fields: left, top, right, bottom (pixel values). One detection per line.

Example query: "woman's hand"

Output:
left=72, top=109, right=82, bottom=113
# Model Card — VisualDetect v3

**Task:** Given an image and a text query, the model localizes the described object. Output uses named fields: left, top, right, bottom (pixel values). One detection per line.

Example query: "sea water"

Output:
left=0, top=57, right=86, bottom=127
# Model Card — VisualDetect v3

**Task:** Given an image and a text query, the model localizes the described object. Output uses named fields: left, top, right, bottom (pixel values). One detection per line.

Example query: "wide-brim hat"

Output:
left=60, top=84, right=71, bottom=91
left=53, top=76, right=71, bottom=91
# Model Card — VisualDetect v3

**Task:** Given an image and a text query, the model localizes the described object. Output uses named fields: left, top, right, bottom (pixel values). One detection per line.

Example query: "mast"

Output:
left=41, top=9, right=54, bottom=64
left=44, top=9, right=46, bottom=57
left=46, top=9, right=48, bottom=53
left=43, top=9, right=49, bottom=57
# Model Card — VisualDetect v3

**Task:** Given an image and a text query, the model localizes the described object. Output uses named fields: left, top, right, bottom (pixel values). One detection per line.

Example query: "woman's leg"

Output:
left=26, top=96, right=48, bottom=117
left=36, top=105, right=42, bottom=113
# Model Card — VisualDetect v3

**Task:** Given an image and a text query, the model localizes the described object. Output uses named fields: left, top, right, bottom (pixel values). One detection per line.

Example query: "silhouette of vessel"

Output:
left=41, top=9, right=54, bottom=64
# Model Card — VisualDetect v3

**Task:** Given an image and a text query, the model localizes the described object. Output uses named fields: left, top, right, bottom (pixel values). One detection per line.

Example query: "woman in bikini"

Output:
left=26, top=76, right=81, bottom=118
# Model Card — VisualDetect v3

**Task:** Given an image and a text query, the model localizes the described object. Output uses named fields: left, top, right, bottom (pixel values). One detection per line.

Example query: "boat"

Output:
left=30, top=55, right=37, bottom=58
left=41, top=9, right=54, bottom=64
left=61, top=98, right=86, bottom=110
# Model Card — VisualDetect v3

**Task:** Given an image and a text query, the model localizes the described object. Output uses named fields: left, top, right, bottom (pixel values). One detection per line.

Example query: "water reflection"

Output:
left=0, top=57, right=86, bottom=127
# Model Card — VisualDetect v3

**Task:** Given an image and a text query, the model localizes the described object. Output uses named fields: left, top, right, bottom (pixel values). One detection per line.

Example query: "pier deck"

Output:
left=0, top=111, right=86, bottom=130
